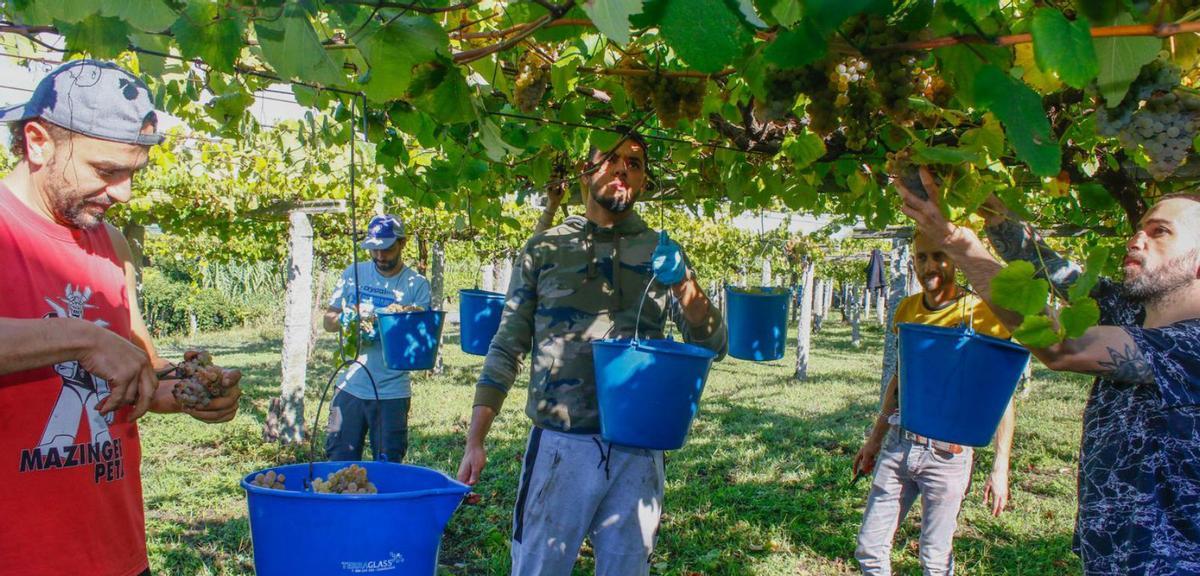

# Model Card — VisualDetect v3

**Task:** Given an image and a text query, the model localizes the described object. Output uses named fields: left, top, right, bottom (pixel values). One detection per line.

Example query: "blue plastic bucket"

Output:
left=897, top=323, right=1031, bottom=447
left=725, top=286, right=790, bottom=361
left=378, top=310, right=446, bottom=370
left=592, top=338, right=718, bottom=450
left=458, top=289, right=505, bottom=356
left=242, top=462, right=469, bottom=576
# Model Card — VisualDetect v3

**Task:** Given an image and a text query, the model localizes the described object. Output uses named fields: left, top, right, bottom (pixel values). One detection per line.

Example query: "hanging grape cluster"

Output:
left=1096, top=58, right=1200, bottom=180
left=514, top=51, right=550, bottom=114
left=847, top=15, right=920, bottom=123
left=621, top=60, right=707, bottom=128
left=171, top=349, right=241, bottom=409
left=251, top=470, right=287, bottom=490
left=752, top=14, right=929, bottom=150
left=312, top=464, right=378, bottom=494
left=754, top=64, right=844, bottom=134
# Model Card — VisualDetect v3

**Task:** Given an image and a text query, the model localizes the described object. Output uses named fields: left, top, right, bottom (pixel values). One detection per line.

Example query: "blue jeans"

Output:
left=324, top=391, right=410, bottom=462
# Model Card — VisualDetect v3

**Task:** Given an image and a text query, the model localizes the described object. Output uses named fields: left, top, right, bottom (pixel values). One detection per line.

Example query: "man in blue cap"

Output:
left=0, top=60, right=241, bottom=576
left=323, top=213, right=431, bottom=463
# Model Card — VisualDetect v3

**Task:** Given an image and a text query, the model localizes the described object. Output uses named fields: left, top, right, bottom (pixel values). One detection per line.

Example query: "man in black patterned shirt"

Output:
left=897, top=168, right=1200, bottom=575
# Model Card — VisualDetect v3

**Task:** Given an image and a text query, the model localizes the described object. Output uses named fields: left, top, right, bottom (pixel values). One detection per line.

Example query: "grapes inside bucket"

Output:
left=242, top=461, right=469, bottom=576
left=724, top=286, right=790, bottom=361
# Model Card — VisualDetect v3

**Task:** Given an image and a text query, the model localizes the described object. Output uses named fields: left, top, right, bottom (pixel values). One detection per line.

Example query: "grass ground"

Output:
left=143, top=319, right=1090, bottom=575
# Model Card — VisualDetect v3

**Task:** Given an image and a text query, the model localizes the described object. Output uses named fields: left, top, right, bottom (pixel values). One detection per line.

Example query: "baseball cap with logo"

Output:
left=361, top=214, right=406, bottom=250
left=0, top=59, right=163, bottom=146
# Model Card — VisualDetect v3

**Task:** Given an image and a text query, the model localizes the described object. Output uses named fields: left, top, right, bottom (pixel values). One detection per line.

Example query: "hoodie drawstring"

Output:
left=592, top=436, right=614, bottom=481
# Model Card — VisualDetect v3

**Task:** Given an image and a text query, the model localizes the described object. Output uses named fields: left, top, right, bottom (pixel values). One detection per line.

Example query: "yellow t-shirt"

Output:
left=892, top=292, right=1011, bottom=339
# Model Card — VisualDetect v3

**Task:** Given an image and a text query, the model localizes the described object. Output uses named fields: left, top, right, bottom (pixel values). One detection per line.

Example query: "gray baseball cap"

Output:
left=0, top=59, right=164, bottom=146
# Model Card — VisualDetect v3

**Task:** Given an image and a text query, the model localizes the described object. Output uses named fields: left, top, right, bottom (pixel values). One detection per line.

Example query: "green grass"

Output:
left=142, top=320, right=1089, bottom=575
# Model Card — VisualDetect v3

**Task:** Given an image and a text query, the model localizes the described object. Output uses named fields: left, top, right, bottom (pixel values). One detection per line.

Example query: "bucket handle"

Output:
left=632, top=265, right=677, bottom=346
left=954, top=284, right=977, bottom=336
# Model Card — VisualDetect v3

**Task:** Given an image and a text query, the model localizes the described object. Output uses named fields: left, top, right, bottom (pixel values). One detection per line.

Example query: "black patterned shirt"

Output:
left=986, top=219, right=1200, bottom=575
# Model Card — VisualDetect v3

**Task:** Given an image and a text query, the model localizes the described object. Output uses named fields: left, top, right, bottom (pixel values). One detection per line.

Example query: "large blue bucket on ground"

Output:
left=897, top=323, right=1031, bottom=447
left=242, top=462, right=469, bottom=576
left=592, top=338, right=718, bottom=450
left=458, top=289, right=505, bottom=356
left=725, top=286, right=790, bottom=361
left=378, top=310, right=446, bottom=370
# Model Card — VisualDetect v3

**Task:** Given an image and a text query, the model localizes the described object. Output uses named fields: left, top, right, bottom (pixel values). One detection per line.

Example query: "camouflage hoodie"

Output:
left=475, top=211, right=727, bottom=434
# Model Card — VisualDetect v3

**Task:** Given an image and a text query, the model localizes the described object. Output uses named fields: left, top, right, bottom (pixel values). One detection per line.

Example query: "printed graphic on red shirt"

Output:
left=18, top=283, right=127, bottom=484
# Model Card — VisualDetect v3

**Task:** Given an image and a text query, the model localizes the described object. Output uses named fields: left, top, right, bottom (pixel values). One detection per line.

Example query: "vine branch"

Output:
left=322, top=0, right=479, bottom=14
left=884, top=21, right=1200, bottom=52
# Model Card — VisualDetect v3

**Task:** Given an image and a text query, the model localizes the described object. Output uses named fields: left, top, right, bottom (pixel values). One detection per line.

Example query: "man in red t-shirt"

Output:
left=0, top=60, right=242, bottom=576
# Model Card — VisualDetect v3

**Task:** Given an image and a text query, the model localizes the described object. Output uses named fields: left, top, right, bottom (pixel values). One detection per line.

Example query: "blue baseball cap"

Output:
left=361, top=214, right=405, bottom=250
left=0, top=59, right=163, bottom=146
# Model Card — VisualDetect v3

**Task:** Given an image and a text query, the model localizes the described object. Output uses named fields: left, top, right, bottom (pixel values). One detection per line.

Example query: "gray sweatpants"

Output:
left=510, top=427, right=665, bottom=576
left=855, top=428, right=973, bottom=576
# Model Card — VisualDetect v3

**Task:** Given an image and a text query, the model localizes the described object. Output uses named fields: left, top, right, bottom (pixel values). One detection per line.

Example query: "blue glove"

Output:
left=339, top=308, right=359, bottom=329
left=651, top=231, right=687, bottom=286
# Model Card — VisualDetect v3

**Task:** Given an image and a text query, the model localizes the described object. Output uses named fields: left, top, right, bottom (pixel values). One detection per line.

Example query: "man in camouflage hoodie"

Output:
left=457, top=132, right=727, bottom=574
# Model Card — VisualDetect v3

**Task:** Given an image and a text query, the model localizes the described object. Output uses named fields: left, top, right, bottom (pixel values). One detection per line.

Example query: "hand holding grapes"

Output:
left=162, top=349, right=243, bottom=423
left=79, top=321, right=158, bottom=420
left=892, top=165, right=961, bottom=247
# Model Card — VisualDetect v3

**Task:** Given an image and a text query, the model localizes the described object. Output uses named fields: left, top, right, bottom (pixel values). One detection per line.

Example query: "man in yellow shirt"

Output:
left=851, top=231, right=1016, bottom=576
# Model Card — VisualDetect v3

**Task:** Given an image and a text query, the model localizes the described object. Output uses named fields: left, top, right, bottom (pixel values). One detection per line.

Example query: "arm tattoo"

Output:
left=985, top=219, right=1083, bottom=299
left=1094, top=344, right=1155, bottom=385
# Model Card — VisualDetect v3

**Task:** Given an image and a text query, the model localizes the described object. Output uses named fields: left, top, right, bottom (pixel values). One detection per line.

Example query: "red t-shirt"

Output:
left=0, top=183, right=147, bottom=576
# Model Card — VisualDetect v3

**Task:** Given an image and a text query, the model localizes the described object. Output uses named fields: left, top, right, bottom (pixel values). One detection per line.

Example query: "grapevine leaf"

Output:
left=1061, top=297, right=1101, bottom=339
left=782, top=132, right=825, bottom=170
left=130, top=31, right=169, bottom=76
left=33, top=0, right=101, bottom=24
left=782, top=180, right=818, bottom=210
left=1013, top=43, right=1063, bottom=93
left=944, top=170, right=997, bottom=214
left=411, top=61, right=476, bottom=124
left=581, top=0, right=642, bottom=45
left=912, top=144, right=983, bottom=165
left=171, top=1, right=245, bottom=74
left=590, top=131, right=621, bottom=154
left=1093, top=14, right=1162, bottom=108
left=551, top=47, right=584, bottom=99
left=1068, top=246, right=1110, bottom=301
left=946, top=0, right=995, bottom=21
left=934, top=44, right=1011, bottom=107
left=959, top=115, right=1006, bottom=159
left=660, top=0, right=751, bottom=73
left=354, top=16, right=449, bottom=103
left=1076, top=0, right=1121, bottom=23
left=1030, top=8, right=1098, bottom=89
left=254, top=4, right=342, bottom=85
left=1075, top=182, right=1116, bottom=209
left=1013, top=315, right=1061, bottom=348
left=770, top=0, right=803, bottom=27
left=206, top=90, right=253, bottom=126
left=479, top=120, right=522, bottom=161
left=100, top=0, right=176, bottom=32
left=973, top=64, right=1061, bottom=177
left=61, top=14, right=131, bottom=59
left=764, top=20, right=827, bottom=69
left=990, top=260, right=1051, bottom=316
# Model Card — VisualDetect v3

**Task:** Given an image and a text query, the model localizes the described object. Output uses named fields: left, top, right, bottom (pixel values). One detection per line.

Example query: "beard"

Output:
left=593, top=191, right=635, bottom=214
left=1122, top=249, right=1199, bottom=304
left=45, top=156, right=105, bottom=229
left=374, top=256, right=400, bottom=273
